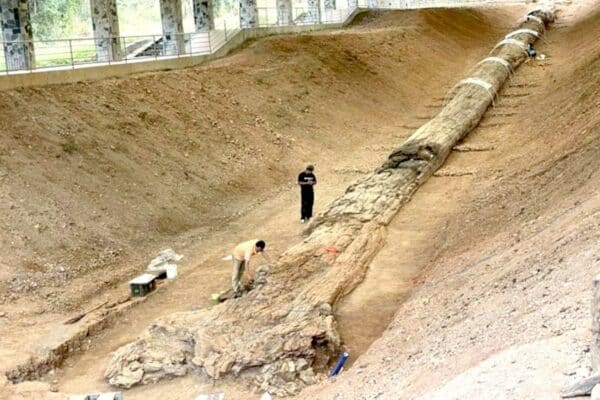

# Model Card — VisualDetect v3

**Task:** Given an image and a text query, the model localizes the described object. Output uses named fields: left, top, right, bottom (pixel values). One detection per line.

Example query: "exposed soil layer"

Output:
left=0, top=7, right=526, bottom=399
left=102, top=9, right=554, bottom=395
left=301, top=2, right=600, bottom=399
left=0, top=7, right=515, bottom=310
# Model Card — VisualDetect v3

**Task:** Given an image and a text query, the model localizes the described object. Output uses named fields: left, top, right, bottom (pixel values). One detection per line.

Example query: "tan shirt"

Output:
left=233, top=239, right=259, bottom=261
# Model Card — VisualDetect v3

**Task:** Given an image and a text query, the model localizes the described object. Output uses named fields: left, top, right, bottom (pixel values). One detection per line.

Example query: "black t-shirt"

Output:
left=298, top=171, right=316, bottom=194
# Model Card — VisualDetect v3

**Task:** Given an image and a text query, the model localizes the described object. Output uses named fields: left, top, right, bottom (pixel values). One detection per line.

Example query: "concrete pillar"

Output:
left=193, top=0, right=214, bottom=31
left=276, top=0, right=293, bottom=26
left=239, top=0, right=257, bottom=28
left=307, top=0, right=320, bottom=24
left=90, top=0, right=122, bottom=62
left=0, top=0, right=34, bottom=70
left=348, top=0, right=358, bottom=8
left=324, top=0, right=335, bottom=10
left=160, top=0, right=185, bottom=55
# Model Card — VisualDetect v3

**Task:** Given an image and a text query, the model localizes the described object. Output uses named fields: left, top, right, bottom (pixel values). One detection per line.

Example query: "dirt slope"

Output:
left=0, top=7, right=525, bottom=399
left=100, top=8, right=554, bottom=396
left=0, top=8, right=513, bottom=311
left=302, top=3, right=600, bottom=399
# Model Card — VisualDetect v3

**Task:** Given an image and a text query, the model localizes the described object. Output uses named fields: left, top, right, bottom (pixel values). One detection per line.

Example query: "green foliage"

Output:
left=35, top=43, right=96, bottom=67
left=29, top=0, right=240, bottom=41
left=30, top=0, right=91, bottom=40
left=62, top=136, right=77, bottom=154
left=214, top=0, right=238, bottom=19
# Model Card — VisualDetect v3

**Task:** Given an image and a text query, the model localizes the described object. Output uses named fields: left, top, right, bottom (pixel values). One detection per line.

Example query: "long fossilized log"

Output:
left=105, top=9, right=555, bottom=396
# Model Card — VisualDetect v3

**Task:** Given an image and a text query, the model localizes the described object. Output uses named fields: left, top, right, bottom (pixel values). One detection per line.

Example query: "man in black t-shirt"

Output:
left=297, top=164, right=317, bottom=223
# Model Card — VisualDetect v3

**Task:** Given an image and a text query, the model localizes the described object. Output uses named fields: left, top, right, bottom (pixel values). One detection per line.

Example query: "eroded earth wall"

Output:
left=104, top=9, right=555, bottom=396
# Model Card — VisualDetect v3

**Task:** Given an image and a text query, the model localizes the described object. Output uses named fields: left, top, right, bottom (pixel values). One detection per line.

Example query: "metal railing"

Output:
left=0, top=3, right=361, bottom=75
left=372, top=0, right=527, bottom=8
left=0, top=0, right=529, bottom=74
left=256, top=6, right=353, bottom=27
left=0, top=27, right=245, bottom=74
left=0, top=45, right=5, bottom=72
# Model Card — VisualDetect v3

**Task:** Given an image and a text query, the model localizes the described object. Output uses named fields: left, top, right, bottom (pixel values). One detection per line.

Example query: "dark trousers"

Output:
left=301, top=191, right=314, bottom=220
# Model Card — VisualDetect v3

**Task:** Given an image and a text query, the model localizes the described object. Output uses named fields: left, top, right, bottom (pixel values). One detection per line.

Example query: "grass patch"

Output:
left=154, top=212, right=194, bottom=235
left=35, top=43, right=96, bottom=68
left=62, top=137, right=77, bottom=154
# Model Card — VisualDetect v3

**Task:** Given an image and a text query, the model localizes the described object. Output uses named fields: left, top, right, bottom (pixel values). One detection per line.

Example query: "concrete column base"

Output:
left=90, top=0, right=123, bottom=62
left=276, top=0, right=293, bottom=26
left=160, top=0, right=185, bottom=55
left=193, top=0, right=215, bottom=31
left=1, top=0, right=34, bottom=70
left=240, top=0, right=258, bottom=28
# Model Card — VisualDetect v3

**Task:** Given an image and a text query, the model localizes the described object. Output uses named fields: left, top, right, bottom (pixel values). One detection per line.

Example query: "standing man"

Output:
left=231, top=239, right=271, bottom=297
left=298, top=164, right=317, bottom=223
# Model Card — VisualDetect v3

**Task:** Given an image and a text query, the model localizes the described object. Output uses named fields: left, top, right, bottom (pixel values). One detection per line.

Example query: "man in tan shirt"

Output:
left=231, top=239, right=271, bottom=297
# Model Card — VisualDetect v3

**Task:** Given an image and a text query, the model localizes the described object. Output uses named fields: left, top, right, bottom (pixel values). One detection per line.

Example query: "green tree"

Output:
left=31, top=0, right=91, bottom=40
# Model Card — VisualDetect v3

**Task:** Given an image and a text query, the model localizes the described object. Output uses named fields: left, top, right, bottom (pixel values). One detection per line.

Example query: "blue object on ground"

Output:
left=328, top=352, right=349, bottom=377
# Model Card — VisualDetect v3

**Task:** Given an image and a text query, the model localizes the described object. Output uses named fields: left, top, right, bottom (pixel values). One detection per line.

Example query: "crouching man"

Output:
left=231, top=239, right=271, bottom=297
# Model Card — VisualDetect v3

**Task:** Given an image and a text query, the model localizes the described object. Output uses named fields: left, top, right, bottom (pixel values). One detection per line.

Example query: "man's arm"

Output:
left=244, top=249, right=253, bottom=269
left=298, top=177, right=316, bottom=186
left=262, top=251, right=273, bottom=265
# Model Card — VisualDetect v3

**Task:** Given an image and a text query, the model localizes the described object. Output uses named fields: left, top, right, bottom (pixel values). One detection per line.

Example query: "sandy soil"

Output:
left=301, top=2, right=600, bottom=399
left=2, top=2, right=599, bottom=399
left=0, top=7, right=522, bottom=399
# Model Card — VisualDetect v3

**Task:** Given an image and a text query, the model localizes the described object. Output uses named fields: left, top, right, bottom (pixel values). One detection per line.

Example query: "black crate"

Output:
left=129, top=274, right=157, bottom=297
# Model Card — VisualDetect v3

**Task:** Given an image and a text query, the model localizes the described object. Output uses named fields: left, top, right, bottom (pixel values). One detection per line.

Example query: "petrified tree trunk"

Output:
left=105, top=9, right=555, bottom=396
